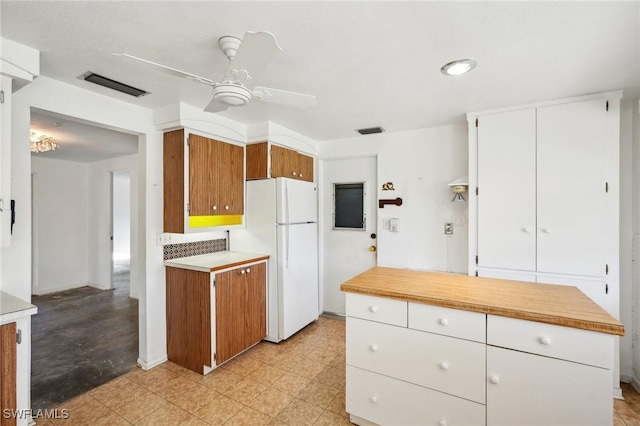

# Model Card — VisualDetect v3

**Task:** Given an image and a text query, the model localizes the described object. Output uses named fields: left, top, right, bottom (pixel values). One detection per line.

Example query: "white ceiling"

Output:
left=2, top=1, right=640, bottom=147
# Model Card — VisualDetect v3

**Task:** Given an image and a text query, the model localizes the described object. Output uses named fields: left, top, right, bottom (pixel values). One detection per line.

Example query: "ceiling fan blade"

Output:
left=204, top=97, right=229, bottom=113
left=112, top=53, right=215, bottom=86
left=252, top=86, right=318, bottom=109
left=223, top=32, right=282, bottom=82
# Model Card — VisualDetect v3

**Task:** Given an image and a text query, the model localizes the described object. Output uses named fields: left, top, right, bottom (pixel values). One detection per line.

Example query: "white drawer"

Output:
left=347, top=365, right=486, bottom=426
left=346, top=317, right=486, bottom=404
left=408, top=302, right=486, bottom=343
left=487, top=315, right=614, bottom=368
left=346, top=293, right=407, bottom=327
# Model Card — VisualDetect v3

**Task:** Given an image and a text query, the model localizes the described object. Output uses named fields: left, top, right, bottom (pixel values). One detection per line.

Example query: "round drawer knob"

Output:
left=489, top=375, right=500, bottom=384
left=370, top=344, right=379, bottom=352
left=212, top=205, right=217, bottom=210
left=240, top=269, right=246, bottom=275
left=292, top=172, right=297, bottom=176
left=370, top=396, right=378, bottom=404
left=539, top=336, right=551, bottom=345
left=369, top=305, right=378, bottom=313
left=299, top=174, right=303, bottom=178
left=439, top=421, right=448, bottom=426
left=246, top=268, right=251, bottom=274
left=439, top=362, right=449, bottom=371
left=438, top=318, right=448, bottom=326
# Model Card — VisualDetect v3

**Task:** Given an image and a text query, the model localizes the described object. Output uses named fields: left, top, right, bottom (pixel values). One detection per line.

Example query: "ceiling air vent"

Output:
left=356, top=126, right=385, bottom=135
left=79, top=72, right=149, bottom=97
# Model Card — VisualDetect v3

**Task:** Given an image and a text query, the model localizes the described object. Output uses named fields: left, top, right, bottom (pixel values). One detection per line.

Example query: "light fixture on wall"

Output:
left=448, top=177, right=468, bottom=202
left=30, top=131, right=59, bottom=153
left=441, top=59, right=477, bottom=76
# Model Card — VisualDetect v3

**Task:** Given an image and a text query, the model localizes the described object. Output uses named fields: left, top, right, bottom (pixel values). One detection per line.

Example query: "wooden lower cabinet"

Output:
left=0, top=322, right=16, bottom=426
left=166, top=261, right=267, bottom=374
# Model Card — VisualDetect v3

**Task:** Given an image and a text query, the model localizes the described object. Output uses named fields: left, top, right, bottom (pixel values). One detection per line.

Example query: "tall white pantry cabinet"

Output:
left=467, top=90, right=623, bottom=391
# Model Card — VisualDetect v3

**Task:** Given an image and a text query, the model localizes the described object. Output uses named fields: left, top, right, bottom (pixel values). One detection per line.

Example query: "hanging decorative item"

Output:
left=381, top=182, right=395, bottom=191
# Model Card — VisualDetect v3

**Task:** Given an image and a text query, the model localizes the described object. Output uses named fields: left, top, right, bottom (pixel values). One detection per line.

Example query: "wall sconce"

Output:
left=448, top=177, right=468, bottom=202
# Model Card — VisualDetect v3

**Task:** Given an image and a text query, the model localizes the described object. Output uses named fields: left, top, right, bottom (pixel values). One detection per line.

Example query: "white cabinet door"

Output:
left=487, top=346, right=612, bottom=426
left=477, top=108, right=536, bottom=271
left=0, top=76, right=12, bottom=248
left=536, top=99, right=607, bottom=277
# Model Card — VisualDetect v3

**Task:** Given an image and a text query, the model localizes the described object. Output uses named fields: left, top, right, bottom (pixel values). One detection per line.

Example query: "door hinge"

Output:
left=605, top=264, right=609, bottom=275
left=214, top=352, right=217, bottom=362
left=186, top=137, right=190, bottom=146
left=475, top=187, right=478, bottom=196
left=475, top=118, right=479, bottom=127
left=605, top=182, right=609, bottom=193
left=268, top=168, right=272, bottom=175
left=475, top=270, right=478, bottom=277
left=606, top=101, right=609, bottom=111
left=475, top=255, right=479, bottom=265
left=16, top=329, right=22, bottom=344
left=0, top=90, right=4, bottom=104
left=212, top=278, right=216, bottom=287
left=605, top=283, right=609, bottom=294
left=187, top=203, right=190, bottom=213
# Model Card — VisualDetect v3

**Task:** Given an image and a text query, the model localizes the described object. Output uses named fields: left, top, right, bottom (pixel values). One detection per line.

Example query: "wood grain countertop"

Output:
left=164, top=251, right=269, bottom=273
left=340, top=267, right=624, bottom=336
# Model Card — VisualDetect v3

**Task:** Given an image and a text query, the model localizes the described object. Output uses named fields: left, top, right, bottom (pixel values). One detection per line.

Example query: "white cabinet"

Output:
left=0, top=76, right=12, bottom=248
left=468, top=91, right=621, bottom=316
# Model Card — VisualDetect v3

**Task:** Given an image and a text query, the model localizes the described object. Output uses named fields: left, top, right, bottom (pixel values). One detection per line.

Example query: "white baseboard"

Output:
left=87, top=283, right=110, bottom=291
left=129, top=293, right=139, bottom=300
left=34, top=282, right=91, bottom=295
left=137, top=355, right=167, bottom=371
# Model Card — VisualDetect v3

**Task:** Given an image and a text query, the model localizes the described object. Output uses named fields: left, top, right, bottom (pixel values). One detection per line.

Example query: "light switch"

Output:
left=389, top=218, right=400, bottom=232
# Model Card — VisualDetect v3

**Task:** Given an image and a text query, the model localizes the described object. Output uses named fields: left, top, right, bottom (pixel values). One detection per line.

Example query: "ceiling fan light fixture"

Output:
left=212, top=82, right=252, bottom=106
left=218, top=36, right=242, bottom=60
left=441, top=59, right=477, bottom=76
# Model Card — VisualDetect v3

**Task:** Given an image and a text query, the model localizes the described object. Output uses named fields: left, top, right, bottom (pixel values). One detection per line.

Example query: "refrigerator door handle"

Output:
left=285, top=181, right=291, bottom=225
left=285, top=224, right=290, bottom=268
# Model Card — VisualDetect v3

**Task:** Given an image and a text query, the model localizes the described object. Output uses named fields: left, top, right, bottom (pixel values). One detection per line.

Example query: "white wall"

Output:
left=88, top=155, right=139, bottom=297
left=632, top=99, right=640, bottom=388
left=376, top=124, right=468, bottom=272
left=31, top=157, right=89, bottom=294
left=113, top=171, right=131, bottom=261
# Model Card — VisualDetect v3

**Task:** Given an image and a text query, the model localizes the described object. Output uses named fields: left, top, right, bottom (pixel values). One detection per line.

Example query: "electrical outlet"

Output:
left=156, top=233, right=172, bottom=246
left=444, top=223, right=453, bottom=235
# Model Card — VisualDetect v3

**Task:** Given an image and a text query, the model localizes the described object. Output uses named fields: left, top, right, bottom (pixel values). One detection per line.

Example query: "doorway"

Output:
left=111, top=170, right=131, bottom=294
left=321, top=156, right=378, bottom=315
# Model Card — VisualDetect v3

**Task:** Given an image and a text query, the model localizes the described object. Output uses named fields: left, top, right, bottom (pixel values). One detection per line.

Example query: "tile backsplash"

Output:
left=163, top=238, right=227, bottom=260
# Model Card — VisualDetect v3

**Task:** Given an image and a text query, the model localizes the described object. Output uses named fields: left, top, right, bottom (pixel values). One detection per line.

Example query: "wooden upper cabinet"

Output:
left=163, top=129, right=245, bottom=233
left=246, top=141, right=314, bottom=182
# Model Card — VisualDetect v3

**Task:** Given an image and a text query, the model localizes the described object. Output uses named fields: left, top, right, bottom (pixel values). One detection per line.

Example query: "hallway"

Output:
left=31, top=260, right=138, bottom=411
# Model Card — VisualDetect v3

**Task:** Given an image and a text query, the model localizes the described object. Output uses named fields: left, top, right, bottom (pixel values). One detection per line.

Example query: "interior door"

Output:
left=321, top=157, right=377, bottom=315
left=277, top=222, right=319, bottom=339
left=536, top=99, right=607, bottom=276
left=477, top=108, right=537, bottom=271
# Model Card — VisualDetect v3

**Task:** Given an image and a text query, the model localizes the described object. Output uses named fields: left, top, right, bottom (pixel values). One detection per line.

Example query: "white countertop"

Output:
left=0, top=291, right=38, bottom=325
left=164, top=251, right=269, bottom=273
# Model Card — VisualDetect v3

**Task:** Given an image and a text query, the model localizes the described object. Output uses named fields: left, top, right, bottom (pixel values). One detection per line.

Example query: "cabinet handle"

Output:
left=299, top=174, right=303, bottom=178
left=522, top=227, right=531, bottom=233
left=225, top=205, right=229, bottom=210
left=240, top=269, right=246, bottom=275
left=539, top=336, right=551, bottom=345
left=292, top=171, right=297, bottom=176
left=212, top=205, right=217, bottom=211
left=438, top=318, right=448, bottom=326
left=439, top=362, right=449, bottom=371
left=541, top=228, right=550, bottom=234
left=369, top=344, right=379, bottom=352
left=489, top=375, right=500, bottom=384
left=370, top=396, right=378, bottom=404
left=369, top=305, right=378, bottom=313
left=246, top=268, right=251, bottom=274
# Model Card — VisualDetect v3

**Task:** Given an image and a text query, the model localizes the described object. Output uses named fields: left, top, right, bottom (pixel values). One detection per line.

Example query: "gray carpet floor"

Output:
left=30, top=260, right=138, bottom=411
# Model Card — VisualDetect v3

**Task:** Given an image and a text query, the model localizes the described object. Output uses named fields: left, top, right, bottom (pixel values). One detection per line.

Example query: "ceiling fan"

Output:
left=112, top=31, right=317, bottom=113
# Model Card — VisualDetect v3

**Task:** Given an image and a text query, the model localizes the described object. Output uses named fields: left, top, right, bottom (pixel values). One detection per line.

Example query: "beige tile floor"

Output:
left=36, top=316, right=640, bottom=425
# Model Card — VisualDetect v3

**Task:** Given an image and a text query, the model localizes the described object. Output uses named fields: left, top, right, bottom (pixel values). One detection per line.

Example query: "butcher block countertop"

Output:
left=340, top=267, right=624, bottom=336
left=164, top=251, right=269, bottom=273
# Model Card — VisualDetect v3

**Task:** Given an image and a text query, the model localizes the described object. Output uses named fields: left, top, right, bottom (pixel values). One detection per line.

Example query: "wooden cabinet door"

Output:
left=297, top=152, right=313, bottom=182
left=536, top=99, right=607, bottom=276
left=246, top=142, right=268, bottom=180
left=487, top=346, right=611, bottom=426
left=477, top=108, right=537, bottom=271
left=245, top=262, right=266, bottom=346
left=216, top=267, right=247, bottom=364
left=222, top=142, right=244, bottom=215
left=1, top=322, right=17, bottom=426
left=271, top=145, right=299, bottom=179
left=189, top=134, right=213, bottom=217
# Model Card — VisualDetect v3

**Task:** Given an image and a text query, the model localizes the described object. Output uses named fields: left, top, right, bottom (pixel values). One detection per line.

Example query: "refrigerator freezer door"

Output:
left=277, top=222, right=319, bottom=340
left=276, top=178, right=317, bottom=224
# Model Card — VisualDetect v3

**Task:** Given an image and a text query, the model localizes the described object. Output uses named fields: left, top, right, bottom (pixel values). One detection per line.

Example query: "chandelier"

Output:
left=30, top=131, right=59, bottom=153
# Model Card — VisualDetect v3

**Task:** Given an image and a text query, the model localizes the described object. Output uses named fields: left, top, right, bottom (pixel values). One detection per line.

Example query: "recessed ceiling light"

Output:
left=441, top=59, right=477, bottom=76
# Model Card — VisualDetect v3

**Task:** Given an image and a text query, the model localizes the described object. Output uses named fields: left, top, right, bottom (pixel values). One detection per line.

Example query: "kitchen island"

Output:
left=341, top=267, right=624, bottom=426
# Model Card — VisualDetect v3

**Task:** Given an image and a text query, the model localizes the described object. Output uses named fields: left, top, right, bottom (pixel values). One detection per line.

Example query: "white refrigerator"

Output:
left=230, top=177, right=319, bottom=342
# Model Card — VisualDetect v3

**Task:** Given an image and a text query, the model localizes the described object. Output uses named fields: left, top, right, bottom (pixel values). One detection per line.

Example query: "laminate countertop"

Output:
left=164, top=251, right=269, bottom=273
left=0, top=291, right=38, bottom=325
left=340, top=267, right=624, bottom=336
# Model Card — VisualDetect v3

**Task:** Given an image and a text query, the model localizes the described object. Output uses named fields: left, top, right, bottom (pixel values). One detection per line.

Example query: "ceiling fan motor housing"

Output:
left=212, top=82, right=252, bottom=106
